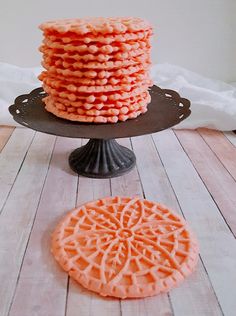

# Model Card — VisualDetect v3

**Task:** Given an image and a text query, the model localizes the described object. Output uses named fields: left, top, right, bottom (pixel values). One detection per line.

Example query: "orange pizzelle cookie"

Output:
left=39, top=70, right=149, bottom=85
left=39, top=17, right=153, bottom=123
left=42, top=75, right=152, bottom=93
left=42, top=54, right=151, bottom=70
left=43, top=29, right=152, bottom=44
left=44, top=96, right=149, bottom=123
left=40, top=63, right=151, bottom=79
left=44, top=94, right=149, bottom=115
left=42, top=38, right=150, bottom=53
left=39, top=17, right=152, bottom=35
left=40, top=46, right=150, bottom=62
left=51, top=196, right=199, bottom=298
left=47, top=91, right=150, bottom=110
left=43, top=83, right=151, bottom=102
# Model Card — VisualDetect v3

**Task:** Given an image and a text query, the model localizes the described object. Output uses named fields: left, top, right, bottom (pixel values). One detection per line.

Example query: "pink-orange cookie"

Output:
left=44, top=99, right=118, bottom=123
left=42, top=53, right=151, bottom=70
left=39, top=70, right=149, bottom=86
left=42, top=38, right=150, bottom=54
left=43, top=29, right=152, bottom=45
left=40, top=45, right=150, bottom=62
left=40, top=63, right=151, bottom=79
left=51, top=196, right=199, bottom=298
left=42, top=83, right=151, bottom=102
left=39, top=17, right=152, bottom=35
left=45, top=95, right=150, bottom=116
left=44, top=97, right=148, bottom=123
left=42, top=75, right=152, bottom=93
left=48, top=90, right=150, bottom=110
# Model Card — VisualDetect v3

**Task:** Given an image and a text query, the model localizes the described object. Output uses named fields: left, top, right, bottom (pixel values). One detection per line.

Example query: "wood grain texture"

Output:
left=224, top=132, right=236, bottom=147
left=0, top=132, right=55, bottom=316
left=175, top=129, right=236, bottom=236
left=0, top=126, right=15, bottom=152
left=114, top=138, right=173, bottom=316
left=8, top=137, right=79, bottom=316
left=132, top=134, right=223, bottom=316
left=198, top=128, right=236, bottom=181
left=112, top=138, right=143, bottom=199
left=1, top=128, right=235, bottom=316
left=153, top=129, right=236, bottom=316
left=66, top=138, right=121, bottom=316
left=0, top=128, right=35, bottom=213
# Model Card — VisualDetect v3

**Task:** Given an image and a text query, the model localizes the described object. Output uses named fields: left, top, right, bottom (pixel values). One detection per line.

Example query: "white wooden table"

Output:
left=0, top=126, right=236, bottom=316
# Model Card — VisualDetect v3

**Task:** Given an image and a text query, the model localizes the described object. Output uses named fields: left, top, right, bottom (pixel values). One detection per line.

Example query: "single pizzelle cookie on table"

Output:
left=51, top=196, right=199, bottom=298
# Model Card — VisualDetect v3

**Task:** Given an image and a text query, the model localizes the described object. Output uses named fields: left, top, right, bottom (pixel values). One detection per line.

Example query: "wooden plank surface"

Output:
left=154, top=129, right=236, bottom=316
left=132, top=134, right=222, bottom=316
left=0, top=128, right=35, bottom=213
left=66, top=139, right=121, bottom=316
left=198, top=128, right=236, bottom=181
left=8, top=137, right=79, bottom=316
left=114, top=138, right=173, bottom=316
left=0, top=132, right=55, bottom=316
left=0, top=126, right=15, bottom=152
left=224, top=132, right=236, bottom=147
left=175, top=129, right=236, bottom=236
left=0, top=128, right=235, bottom=316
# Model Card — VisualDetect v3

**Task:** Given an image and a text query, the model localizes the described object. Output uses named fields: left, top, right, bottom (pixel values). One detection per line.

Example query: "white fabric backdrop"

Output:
left=1, top=62, right=236, bottom=130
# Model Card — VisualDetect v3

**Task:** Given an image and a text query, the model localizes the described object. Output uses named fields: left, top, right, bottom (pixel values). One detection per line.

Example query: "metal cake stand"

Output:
left=9, top=85, right=190, bottom=178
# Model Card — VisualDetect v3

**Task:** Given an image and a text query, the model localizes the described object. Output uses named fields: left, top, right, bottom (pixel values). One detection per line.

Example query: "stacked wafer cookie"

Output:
left=39, top=17, right=153, bottom=123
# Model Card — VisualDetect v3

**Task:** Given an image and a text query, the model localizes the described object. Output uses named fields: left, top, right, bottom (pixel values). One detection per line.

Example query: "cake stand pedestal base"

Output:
left=69, top=138, right=135, bottom=178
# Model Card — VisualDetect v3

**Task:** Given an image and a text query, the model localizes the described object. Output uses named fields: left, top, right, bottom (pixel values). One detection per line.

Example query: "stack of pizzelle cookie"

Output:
left=39, top=17, right=153, bottom=123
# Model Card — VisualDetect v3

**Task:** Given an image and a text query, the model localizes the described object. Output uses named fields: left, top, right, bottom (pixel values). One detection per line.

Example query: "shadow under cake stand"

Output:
left=9, top=85, right=190, bottom=178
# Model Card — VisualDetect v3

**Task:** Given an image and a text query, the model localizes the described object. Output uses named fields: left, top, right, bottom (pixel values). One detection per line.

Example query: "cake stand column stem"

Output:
left=68, top=138, right=136, bottom=178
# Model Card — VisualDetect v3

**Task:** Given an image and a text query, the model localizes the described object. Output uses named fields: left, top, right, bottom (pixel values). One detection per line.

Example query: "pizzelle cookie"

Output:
left=51, top=196, right=199, bottom=298
left=39, top=17, right=152, bottom=35
left=39, top=70, right=149, bottom=85
left=40, top=45, right=150, bottom=62
left=44, top=96, right=148, bottom=123
left=43, top=83, right=151, bottom=102
left=48, top=91, right=150, bottom=110
left=42, top=54, right=151, bottom=70
left=45, top=94, right=149, bottom=115
left=43, top=29, right=152, bottom=45
left=40, top=63, right=151, bottom=79
left=42, top=38, right=150, bottom=53
left=39, top=17, right=153, bottom=123
left=42, top=75, right=152, bottom=93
